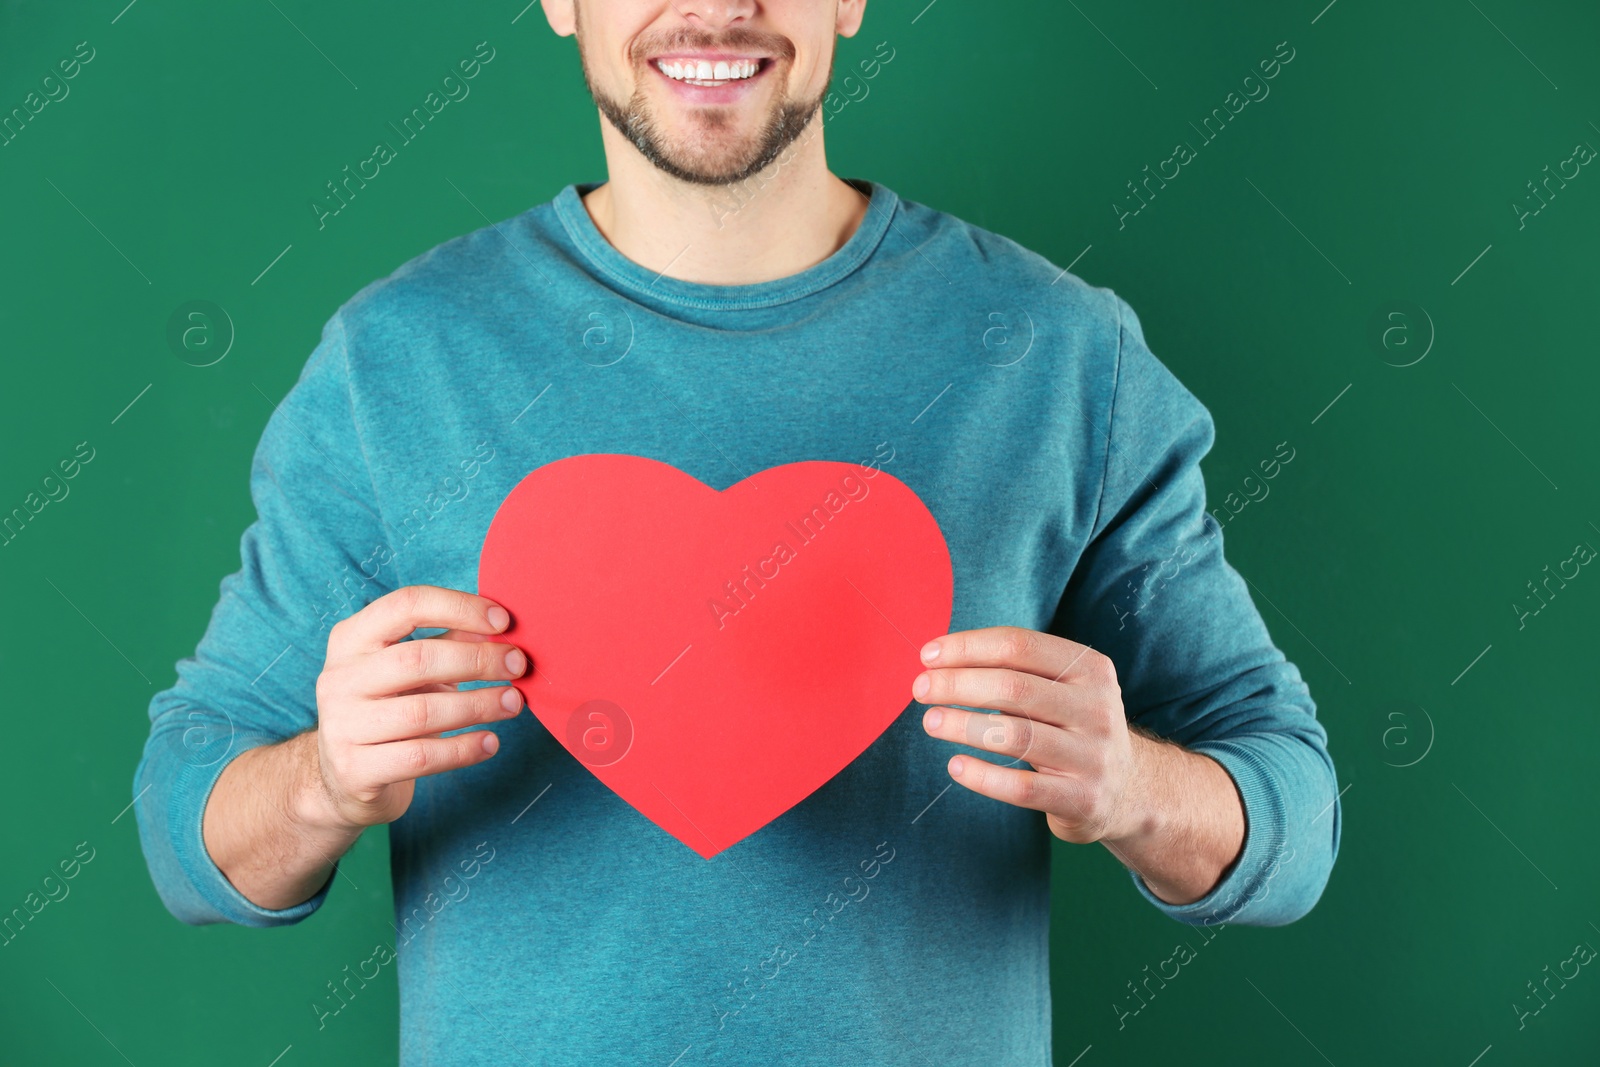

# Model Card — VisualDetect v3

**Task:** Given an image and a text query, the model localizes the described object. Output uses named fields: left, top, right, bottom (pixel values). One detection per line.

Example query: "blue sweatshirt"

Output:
left=134, top=178, right=1341, bottom=1065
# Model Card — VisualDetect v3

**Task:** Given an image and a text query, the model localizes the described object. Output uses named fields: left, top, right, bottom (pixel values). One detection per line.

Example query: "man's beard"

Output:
left=576, top=21, right=830, bottom=187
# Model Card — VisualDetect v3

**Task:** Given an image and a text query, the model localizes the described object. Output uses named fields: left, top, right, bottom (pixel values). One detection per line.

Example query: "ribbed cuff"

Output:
left=1126, top=739, right=1287, bottom=926
left=168, top=733, right=335, bottom=927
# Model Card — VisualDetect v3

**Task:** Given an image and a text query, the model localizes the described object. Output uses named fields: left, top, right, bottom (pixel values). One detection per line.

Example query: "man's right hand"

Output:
left=308, top=584, right=529, bottom=830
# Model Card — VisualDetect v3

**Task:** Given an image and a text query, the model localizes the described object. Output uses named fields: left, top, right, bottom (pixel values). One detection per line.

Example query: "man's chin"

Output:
left=591, top=82, right=821, bottom=188
left=650, top=146, right=780, bottom=187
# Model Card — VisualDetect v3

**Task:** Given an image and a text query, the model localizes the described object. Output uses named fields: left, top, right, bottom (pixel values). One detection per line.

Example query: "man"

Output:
left=135, top=0, right=1341, bottom=1063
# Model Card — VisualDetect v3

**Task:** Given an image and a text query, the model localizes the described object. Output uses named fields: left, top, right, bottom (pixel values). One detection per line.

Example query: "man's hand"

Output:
left=913, top=626, right=1246, bottom=905
left=200, top=584, right=529, bottom=912
left=309, top=584, right=529, bottom=830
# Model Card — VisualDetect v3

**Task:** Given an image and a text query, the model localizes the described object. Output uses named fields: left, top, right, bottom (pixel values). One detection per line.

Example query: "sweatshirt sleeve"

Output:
left=132, top=311, right=393, bottom=926
left=1051, top=295, right=1341, bottom=927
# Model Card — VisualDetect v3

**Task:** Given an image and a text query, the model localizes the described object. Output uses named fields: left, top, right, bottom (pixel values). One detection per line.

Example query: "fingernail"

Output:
left=486, top=605, right=510, bottom=631
left=920, top=640, right=941, bottom=663
left=500, top=686, right=521, bottom=713
left=505, top=649, right=526, bottom=676
left=482, top=732, right=499, bottom=755
left=924, top=707, right=943, bottom=730
left=912, top=673, right=930, bottom=701
left=949, top=755, right=965, bottom=778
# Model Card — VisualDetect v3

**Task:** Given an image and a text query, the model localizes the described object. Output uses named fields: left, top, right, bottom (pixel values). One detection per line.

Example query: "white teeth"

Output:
left=654, top=58, right=761, bottom=83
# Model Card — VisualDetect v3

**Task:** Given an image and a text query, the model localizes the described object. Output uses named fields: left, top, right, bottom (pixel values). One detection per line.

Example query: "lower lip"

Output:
left=650, top=59, right=771, bottom=105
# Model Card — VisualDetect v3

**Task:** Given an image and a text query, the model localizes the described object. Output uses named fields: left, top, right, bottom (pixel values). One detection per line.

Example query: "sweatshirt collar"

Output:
left=551, top=177, right=897, bottom=311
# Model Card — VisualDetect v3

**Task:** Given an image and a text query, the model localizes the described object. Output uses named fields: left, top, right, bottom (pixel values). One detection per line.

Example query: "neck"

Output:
left=580, top=113, right=870, bottom=286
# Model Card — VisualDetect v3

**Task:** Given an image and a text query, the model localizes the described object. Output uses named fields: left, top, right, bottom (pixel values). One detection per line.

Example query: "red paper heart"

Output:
left=478, top=454, right=953, bottom=857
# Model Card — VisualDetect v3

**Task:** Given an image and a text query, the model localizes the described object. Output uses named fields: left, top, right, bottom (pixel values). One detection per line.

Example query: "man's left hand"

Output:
left=913, top=625, right=1247, bottom=905
left=912, top=625, right=1146, bottom=845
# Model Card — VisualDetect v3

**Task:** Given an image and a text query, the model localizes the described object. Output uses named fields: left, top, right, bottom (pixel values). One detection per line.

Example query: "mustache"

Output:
left=633, top=28, right=796, bottom=63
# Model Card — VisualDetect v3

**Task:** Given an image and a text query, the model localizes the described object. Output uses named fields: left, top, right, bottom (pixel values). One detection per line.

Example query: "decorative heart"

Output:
left=478, top=454, right=953, bottom=857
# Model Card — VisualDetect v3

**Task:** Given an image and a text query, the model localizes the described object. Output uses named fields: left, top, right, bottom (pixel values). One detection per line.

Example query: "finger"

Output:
left=393, top=630, right=520, bottom=692
left=919, top=626, right=1115, bottom=687
left=349, top=685, right=523, bottom=744
left=355, top=637, right=527, bottom=698
left=945, top=754, right=1078, bottom=816
left=372, top=730, right=502, bottom=783
left=334, top=585, right=512, bottom=654
left=914, top=665, right=1105, bottom=729
left=921, top=706, right=1072, bottom=769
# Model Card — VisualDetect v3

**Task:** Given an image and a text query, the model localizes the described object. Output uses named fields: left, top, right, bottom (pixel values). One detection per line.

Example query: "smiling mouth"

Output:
left=651, top=56, right=771, bottom=88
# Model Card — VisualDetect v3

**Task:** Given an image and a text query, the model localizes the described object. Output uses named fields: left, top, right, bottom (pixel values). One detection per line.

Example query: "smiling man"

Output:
left=134, top=1, right=1341, bottom=1064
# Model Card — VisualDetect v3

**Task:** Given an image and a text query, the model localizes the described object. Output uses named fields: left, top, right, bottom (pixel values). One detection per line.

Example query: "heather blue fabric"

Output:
left=134, top=178, right=1341, bottom=1065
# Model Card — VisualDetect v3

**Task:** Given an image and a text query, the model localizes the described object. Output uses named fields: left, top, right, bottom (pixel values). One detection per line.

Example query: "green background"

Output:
left=2, top=0, right=1596, bottom=1063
